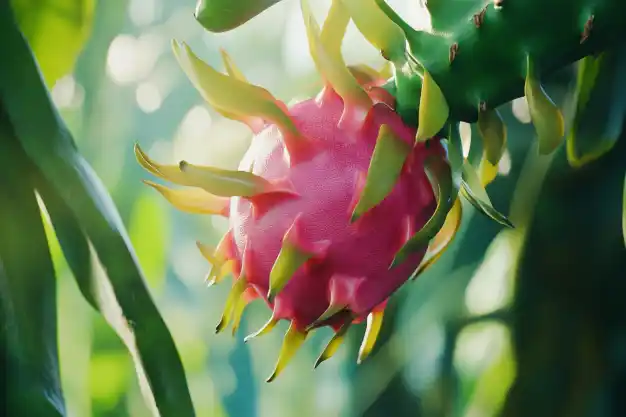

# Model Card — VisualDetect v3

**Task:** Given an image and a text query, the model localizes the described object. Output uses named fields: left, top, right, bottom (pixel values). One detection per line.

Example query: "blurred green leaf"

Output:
left=195, top=0, right=283, bottom=32
left=89, top=352, right=131, bottom=407
left=622, top=172, right=625, bottom=246
left=129, top=191, right=170, bottom=293
left=462, top=324, right=515, bottom=416
left=566, top=45, right=626, bottom=167
left=11, top=0, right=95, bottom=86
left=0, top=5, right=196, bottom=417
left=461, top=162, right=513, bottom=228
left=0, top=109, right=65, bottom=416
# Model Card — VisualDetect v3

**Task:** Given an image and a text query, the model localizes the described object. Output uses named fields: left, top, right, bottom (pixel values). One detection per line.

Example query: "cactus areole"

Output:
left=136, top=0, right=625, bottom=380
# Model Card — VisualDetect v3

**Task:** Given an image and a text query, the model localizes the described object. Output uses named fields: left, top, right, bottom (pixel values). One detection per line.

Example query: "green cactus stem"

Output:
left=383, top=0, right=626, bottom=123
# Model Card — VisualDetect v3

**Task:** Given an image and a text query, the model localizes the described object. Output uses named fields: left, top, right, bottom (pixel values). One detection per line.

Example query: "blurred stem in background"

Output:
left=501, top=87, right=626, bottom=417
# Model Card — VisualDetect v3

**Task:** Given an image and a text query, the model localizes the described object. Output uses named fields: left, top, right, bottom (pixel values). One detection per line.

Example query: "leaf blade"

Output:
left=0, top=7, right=196, bottom=416
left=10, top=0, right=95, bottom=86
left=566, top=48, right=626, bottom=167
left=0, top=117, right=66, bottom=416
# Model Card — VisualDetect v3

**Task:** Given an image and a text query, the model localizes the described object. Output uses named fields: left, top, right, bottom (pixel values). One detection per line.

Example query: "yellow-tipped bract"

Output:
left=524, top=57, right=565, bottom=154
left=392, top=155, right=457, bottom=267
left=267, top=217, right=330, bottom=303
left=416, top=71, right=450, bottom=141
left=267, top=243, right=313, bottom=303
left=412, top=196, right=463, bottom=277
left=301, top=0, right=371, bottom=112
left=231, top=297, right=249, bottom=336
left=172, top=40, right=299, bottom=137
left=136, top=144, right=291, bottom=199
left=219, top=49, right=247, bottom=81
left=215, top=277, right=248, bottom=333
left=314, top=320, right=352, bottom=368
left=244, top=316, right=279, bottom=343
left=460, top=161, right=513, bottom=228
left=478, top=155, right=498, bottom=187
left=357, top=310, right=384, bottom=364
left=143, top=180, right=230, bottom=216
left=351, top=124, right=412, bottom=222
left=307, top=304, right=348, bottom=330
left=178, top=160, right=292, bottom=198
left=477, top=108, right=507, bottom=165
left=340, top=0, right=406, bottom=62
left=197, top=236, right=233, bottom=286
left=266, top=323, right=308, bottom=382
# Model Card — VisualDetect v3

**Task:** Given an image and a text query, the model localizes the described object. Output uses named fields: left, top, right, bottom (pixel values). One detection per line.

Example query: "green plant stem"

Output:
left=391, top=0, right=626, bottom=122
left=500, top=117, right=626, bottom=417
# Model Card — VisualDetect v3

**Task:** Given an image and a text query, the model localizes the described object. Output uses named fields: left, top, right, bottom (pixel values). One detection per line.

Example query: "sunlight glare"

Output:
left=512, top=97, right=531, bottom=123
left=106, top=34, right=163, bottom=85
left=465, top=232, right=517, bottom=316
left=129, top=0, right=160, bottom=27
left=51, top=75, right=85, bottom=109
left=136, top=82, right=162, bottom=113
left=454, top=323, right=509, bottom=377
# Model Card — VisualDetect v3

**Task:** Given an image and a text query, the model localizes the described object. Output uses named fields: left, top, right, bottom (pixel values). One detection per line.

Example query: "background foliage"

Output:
left=1, top=0, right=624, bottom=417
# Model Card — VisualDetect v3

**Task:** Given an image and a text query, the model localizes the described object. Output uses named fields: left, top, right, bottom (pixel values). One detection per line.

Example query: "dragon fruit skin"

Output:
left=230, top=86, right=442, bottom=330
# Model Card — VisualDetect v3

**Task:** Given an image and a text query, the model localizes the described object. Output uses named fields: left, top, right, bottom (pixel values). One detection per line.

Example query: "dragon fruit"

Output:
left=135, top=0, right=466, bottom=381
left=138, top=0, right=626, bottom=381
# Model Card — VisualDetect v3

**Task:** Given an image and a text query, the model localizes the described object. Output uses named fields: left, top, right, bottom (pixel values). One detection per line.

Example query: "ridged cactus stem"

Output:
left=385, top=0, right=626, bottom=124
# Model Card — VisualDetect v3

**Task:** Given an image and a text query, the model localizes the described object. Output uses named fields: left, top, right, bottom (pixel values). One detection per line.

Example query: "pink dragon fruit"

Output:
left=135, top=0, right=462, bottom=381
